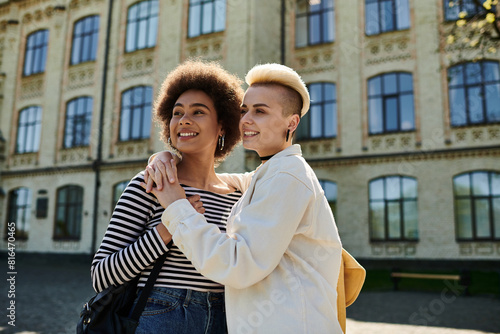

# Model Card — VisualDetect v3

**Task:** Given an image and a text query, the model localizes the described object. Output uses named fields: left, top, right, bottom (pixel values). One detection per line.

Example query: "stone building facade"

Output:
left=0, top=0, right=499, bottom=269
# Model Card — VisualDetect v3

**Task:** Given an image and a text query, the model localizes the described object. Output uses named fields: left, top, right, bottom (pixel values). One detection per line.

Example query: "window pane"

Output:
left=485, top=83, right=500, bottom=122
left=454, top=174, right=470, bottom=196
left=386, top=177, right=401, bottom=200
left=400, top=94, right=414, bottom=130
left=323, top=181, right=337, bottom=202
left=148, top=16, right=158, bottom=46
left=214, top=0, right=226, bottom=32
left=465, top=62, right=482, bottom=85
left=396, top=0, right=410, bottom=30
left=369, top=97, right=383, bottom=134
left=323, top=8, right=335, bottom=42
left=365, top=2, right=380, bottom=35
left=325, top=83, right=336, bottom=101
left=483, top=62, right=500, bottom=82
left=310, top=105, right=323, bottom=138
left=456, top=199, right=472, bottom=238
left=309, top=13, right=321, bottom=45
left=189, top=4, right=201, bottom=37
left=370, top=202, right=385, bottom=239
left=120, top=107, right=130, bottom=141
left=472, top=172, right=490, bottom=196
left=296, top=113, right=310, bottom=140
left=126, top=22, right=137, bottom=51
left=309, top=84, right=322, bottom=102
left=402, top=178, right=417, bottom=198
left=399, top=73, right=413, bottom=93
left=385, top=97, right=398, bottom=131
left=202, top=2, right=214, bottom=34
left=370, top=179, right=384, bottom=200
left=467, top=87, right=485, bottom=124
left=492, top=173, right=500, bottom=196
left=448, top=65, right=464, bottom=86
left=475, top=199, right=491, bottom=238
left=324, top=102, right=337, bottom=137
left=388, top=202, right=401, bottom=239
left=494, top=198, right=500, bottom=239
left=295, top=15, right=307, bottom=47
left=449, top=88, right=467, bottom=126
left=380, top=0, right=395, bottom=32
left=368, top=76, right=382, bottom=96
left=142, top=106, right=151, bottom=138
left=137, top=19, right=148, bottom=49
left=404, top=201, right=418, bottom=239
left=383, top=73, right=397, bottom=95
left=132, top=108, right=141, bottom=139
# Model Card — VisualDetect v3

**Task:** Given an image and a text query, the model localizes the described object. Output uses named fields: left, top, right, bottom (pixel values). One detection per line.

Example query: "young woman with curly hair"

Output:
left=91, top=60, right=244, bottom=334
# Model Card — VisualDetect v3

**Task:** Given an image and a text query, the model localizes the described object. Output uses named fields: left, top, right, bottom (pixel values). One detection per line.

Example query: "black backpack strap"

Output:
left=129, top=252, right=168, bottom=321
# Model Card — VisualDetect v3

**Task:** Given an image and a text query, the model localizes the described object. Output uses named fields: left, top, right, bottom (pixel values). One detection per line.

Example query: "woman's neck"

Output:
left=176, top=154, right=220, bottom=190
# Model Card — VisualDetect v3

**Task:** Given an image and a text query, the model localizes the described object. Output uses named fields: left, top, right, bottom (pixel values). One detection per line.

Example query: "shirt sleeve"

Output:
left=217, top=171, right=255, bottom=192
left=90, top=173, right=171, bottom=292
left=162, top=172, right=312, bottom=289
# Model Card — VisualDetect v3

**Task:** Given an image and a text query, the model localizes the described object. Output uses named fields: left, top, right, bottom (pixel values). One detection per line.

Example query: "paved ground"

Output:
left=0, top=256, right=499, bottom=334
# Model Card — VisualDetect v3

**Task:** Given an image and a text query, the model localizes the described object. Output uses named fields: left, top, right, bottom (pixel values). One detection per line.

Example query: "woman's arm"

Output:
left=161, top=172, right=312, bottom=289
left=90, top=173, right=172, bottom=292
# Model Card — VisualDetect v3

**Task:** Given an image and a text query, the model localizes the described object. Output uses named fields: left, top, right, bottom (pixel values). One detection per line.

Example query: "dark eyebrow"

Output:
left=240, top=103, right=270, bottom=108
left=173, top=102, right=211, bottom=109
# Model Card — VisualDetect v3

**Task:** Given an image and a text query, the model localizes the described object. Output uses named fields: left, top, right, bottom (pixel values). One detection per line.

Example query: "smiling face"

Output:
left=169, top=89, right=222, bottom=157
left=240, top=85, right=299, bottom=157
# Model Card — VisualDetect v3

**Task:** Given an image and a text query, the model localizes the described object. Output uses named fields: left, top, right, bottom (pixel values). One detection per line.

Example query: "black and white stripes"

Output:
left=91, top=172, right=241, bottom=293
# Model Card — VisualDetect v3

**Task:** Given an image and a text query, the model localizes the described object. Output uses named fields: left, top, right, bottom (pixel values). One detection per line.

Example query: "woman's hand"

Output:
left=141, top=159, right=186, bottom=208
left=144, top=152, right=177, bottom=192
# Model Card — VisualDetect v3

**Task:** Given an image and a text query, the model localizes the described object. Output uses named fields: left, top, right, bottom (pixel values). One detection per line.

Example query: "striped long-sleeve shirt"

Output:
left=91, top=171, right=242, bottom=293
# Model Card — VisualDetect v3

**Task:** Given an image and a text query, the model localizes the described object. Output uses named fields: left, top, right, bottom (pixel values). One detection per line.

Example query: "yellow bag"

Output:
left=337, top=249, right=366, bottom=333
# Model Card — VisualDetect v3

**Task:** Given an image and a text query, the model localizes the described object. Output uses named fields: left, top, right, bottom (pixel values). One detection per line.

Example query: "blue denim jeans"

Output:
left=133, top=287, right=227, bottom=334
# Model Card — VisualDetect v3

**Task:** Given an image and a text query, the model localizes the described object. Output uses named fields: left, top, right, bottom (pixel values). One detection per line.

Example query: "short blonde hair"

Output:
left=245, top=63, right=310, bottom=117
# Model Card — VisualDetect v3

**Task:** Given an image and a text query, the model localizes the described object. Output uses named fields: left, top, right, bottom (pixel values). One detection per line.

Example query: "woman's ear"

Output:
left=288, top=114, right=301, bottom=133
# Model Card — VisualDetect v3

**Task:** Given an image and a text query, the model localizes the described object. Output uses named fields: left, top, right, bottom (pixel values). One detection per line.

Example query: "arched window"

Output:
left=369, top=176, right=418, bottom=241
left=368, top=72, right=415, bottom=134
left=188, top=0, right=226, bottom=38
left=64, top=97, right=93, bottom=148
left=125, top=0, right=159, bottom=52
left=5, top=188, right=31, bottom=240
left=296, top=82, right=337, bottom=140
left=16, top=106, right=42, bottom=153
left=454, top=171, right=500, bottom=240
left=54, top=185, right=84, bottom=240
left=319, top=180, right=337, bottom=216
left=23, top=30, right=49, bottom=76
left=448, top=61, right=500, bottom=126
left=119, top=86, right=153, bottom=141
left=296, top=0, right=335, bottom=47
left=71, top=15, right=100, bottom=65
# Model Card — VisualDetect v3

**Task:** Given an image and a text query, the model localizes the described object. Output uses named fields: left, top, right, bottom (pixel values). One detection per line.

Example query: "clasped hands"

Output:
left=140, top=153, right=205, bottom=214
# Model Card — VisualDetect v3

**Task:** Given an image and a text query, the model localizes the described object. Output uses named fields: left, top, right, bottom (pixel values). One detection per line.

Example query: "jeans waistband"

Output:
left=139, top=287, right=225, bottom=307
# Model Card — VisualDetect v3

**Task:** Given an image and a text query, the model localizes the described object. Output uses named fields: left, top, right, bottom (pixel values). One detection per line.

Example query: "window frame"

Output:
left=319, top=180, right=338, bottom=217
left=125, top=0, right=159, bottom=53
left=16, top=106, right=42, bottom=154
left=447, top=61, right=500, bottom=127
left=188, top=0, right=226, bottom=38
left=112, top=180, right=129, bottom=209
left=365, top=0, right=410, bottom=36
left=296, top=82, right=337, bottom=140
left=23, top=29, right=49, bottom=76
left=64, top=97, right=94, bottom=148
left=368, top=72, right=415, bottom=135
left=119, top=86, right=153, bottom=141
left=369, top=175, right=419, bottom=242
left=295, top=0, right=335, bottom=47
left=453, top=171, right=500, bottom=241
left=53, top=185, right=84, bottom=240
left=70, top=15, right=100, bottom=65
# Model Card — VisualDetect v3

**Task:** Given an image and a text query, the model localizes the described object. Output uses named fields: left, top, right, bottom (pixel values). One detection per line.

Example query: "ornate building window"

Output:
left=71, top=15, right=100, bottom=65
left=64, top=97, right=93, bottom=148
left=16, top=106, right=42, bottom=153
left=295, top=0, right=335, bottom=47
left=125, top=0, right=159, bottom=52
left=5, top=188, right=31, bottom=240
left=319, top=180, right=337, bottom=217
left=23, top=30, right=49, bottom=76
left=454, top=171, right=500, bottom=241
left=448, top=61, right=500, bottom=126
left=444, top=0, right=493, bottom=21
left=54, top=185, right=83, bottom=240
left=112, top=181, right=129, bottom=209
left=296, top=82, right=337, bottom=140
left=369, top=176, right=418, bottom=241
left=368, top=72, right=415, bottom=134
left=188, top=0, right=226, bottom=38
left=365, top=0, right=410, bottom=36
left=119, top=86, right=152, bottom=141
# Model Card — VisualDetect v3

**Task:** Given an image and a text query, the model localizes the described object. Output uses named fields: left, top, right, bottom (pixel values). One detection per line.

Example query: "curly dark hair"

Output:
left=154, top=60, right=244, bottom=162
